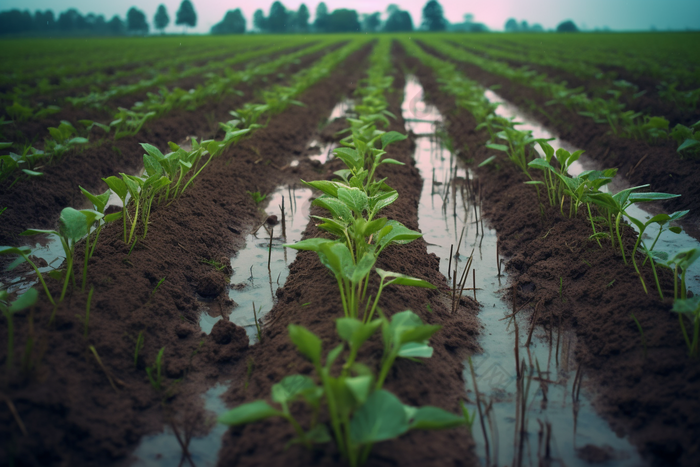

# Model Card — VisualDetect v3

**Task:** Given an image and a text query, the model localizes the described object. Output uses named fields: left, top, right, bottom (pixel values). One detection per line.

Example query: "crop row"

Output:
left=461, top=32, right=700, bottom=89
left=0, top=39, right=342, bottom=187
left=217, top=38, right=473, bottom=466
left=1, top=38, right=475, bottom=465
left=1, top=38, right=283, bottom=104
left=0, top=35, right=279, bottom=85
left=1, top=37, right=370, bottom=308
left=402, top=37, right=700, bottom=357
left=419, top=37, right=700, bottom=158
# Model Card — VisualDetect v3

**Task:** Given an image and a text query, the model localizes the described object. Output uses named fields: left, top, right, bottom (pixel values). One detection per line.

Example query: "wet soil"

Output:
left=0, top=44, right=370, bottom=467
left=405, top=48, right=700, bottom=466
left=215, top=65, right=482, bottom=467
left=0, top=44, right=338, bottom=248
left=450, top=40, right=700, bottom=128
left=417, top=41, right=700, bottom=240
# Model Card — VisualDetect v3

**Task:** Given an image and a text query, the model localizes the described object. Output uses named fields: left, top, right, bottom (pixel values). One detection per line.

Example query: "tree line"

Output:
left=0, top=0, right=581, bottom=37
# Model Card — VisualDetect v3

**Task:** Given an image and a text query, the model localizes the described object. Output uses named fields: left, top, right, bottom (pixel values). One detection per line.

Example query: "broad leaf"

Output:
left=272, top=375, right=317, bottom=405
left=218, top=400, right=282, bottom=426
left=350, top=390, right=409, bottom=444
left=288, top=324, right=322, bottom=365
left=406, top=405, right=466, bottom=430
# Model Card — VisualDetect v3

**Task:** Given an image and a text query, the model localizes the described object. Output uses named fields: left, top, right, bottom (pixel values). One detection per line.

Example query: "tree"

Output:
left=556, top=20, right=578, bottom=32
left=154, top=4, right=169, bottom=33
left=361, top=12, right=381, bottom=32
left=267, top=1, right=287, bottom=33
left=314, top=2, right=329, bottom=32
left=176, top=0, right=197, bottom=31
left=211, top=9, right=246, bottom=34
left=253, top=9, right=267, bottom=32
left=127, top=7, right=149, bottom=34
left=327, top=9, right=360, bottom=33
left=421, top=0, right=446, bottom=31
left=108, top=15, right=125, bottom=35
left=295, top=4, right=310, bottom=32
left=504, top=18, right=519, bottom=32
left=34, top=10, right=55, bottom=31
left=384, top=9, right=413, bottom=32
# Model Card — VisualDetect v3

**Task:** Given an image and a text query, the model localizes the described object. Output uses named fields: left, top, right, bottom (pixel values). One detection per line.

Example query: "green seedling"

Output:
left=219, top=313, right=463, bottom=467
left=0, top=246, right=55, bottom=306
left=630, top=313, right=647, bottom=358
left=75, top=286, right=94, bottom=339
left=21, top=207, right=104, bottom=303
left=247, top=191, right=267, bottom=204
left=134, top=331, right=145, bottom=368
left=44, top=120, right=89, bottom=161
left=146, top=346, right=166, bottom=391
left=626, top=210, right=689, bottom=298
left=672, top=296, right=700, bottom=358
left=151, top=277, right=166, bottom=297
left=1, top=288, right=38, bottom=373
left=589, top=186, right=680, bottom=265
left=200, top=258, right=228, bottom=271
left=252, top=301, right=263, bottom=343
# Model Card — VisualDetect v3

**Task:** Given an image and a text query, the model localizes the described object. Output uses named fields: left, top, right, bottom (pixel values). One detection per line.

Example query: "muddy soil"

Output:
left=405, top=49, right=700, bottom=466
left=0, top=44, right=371, bottom=467
left=215, top=65, right=482, bottom=467
left=417, top=41, right=700, bottom=239
left=450, top=40, right=700, bottom=128
left=0, top=44, right=339, bottom=247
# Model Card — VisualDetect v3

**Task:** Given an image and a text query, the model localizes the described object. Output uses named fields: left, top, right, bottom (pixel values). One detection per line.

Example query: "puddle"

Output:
left=404, top=75, right=644, bottom=466
left=328, top=97, right=354, bottom=121
left=130, top=382, right=229, bottom=467
left=485, top=89, right=700, bottom=294
left=307, top=138, right=337, bottom=164
left=198, top=185, right=312, bottom=341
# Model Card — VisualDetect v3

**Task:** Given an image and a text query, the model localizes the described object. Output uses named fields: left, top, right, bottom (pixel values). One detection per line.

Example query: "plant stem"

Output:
left=615, top=212, right=627, bottom=264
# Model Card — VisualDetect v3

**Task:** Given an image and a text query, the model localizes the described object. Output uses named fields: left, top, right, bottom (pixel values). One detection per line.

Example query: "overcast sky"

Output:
left=4, top=0, right=700, bottom=33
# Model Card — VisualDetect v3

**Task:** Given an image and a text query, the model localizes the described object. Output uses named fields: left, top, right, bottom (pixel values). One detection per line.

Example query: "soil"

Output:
left=405, top=47, right=700, bottom=466
left=0, top=44, right=371, bottom=466
left=0, top=44, right=339, bottom=248
left=449, top=40, right=700, bottom=128
left=416, top=41, right=700, bottom=240
left=215, top=66, right=482, bottom=467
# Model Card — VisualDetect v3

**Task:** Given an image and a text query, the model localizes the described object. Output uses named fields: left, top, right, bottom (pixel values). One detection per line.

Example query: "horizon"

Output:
left=2, top=0, right=699, bottom=34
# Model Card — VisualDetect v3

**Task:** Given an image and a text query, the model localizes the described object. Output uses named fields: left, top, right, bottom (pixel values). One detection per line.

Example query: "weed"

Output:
left=146, top=346, right=166, bottom=391
left=630, top=313, right=647, bottom=358
left=151, top=277, right=166, bottom=297
left=134, top=331, right=145, bottom=368
left=247, top=191, right=267, bottom=204
left=200, top=258, right=228, bottom=271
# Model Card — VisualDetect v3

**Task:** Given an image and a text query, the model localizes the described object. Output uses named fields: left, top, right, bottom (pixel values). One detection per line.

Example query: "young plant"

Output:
left=247, top=191, right=267, bottom=204
left=146, top=346, right=166, bottom=391
left=1, top=288, right=38, bottom=373
left=218, top=313, right=464, bottom=467
left=21, top=207, right=104, bottom=302
left=0, top=246, right=55, bottom=306
left=672, top=296, right=700, bottom=358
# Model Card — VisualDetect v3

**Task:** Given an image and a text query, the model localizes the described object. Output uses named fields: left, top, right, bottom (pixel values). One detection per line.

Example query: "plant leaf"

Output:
left=406, top=405, right=466, bottom=430
left=288, top=324, right=322, bottom=366
left=350, top=390, right=409, bottom=444
left=218, top=400, right=282, bottom=426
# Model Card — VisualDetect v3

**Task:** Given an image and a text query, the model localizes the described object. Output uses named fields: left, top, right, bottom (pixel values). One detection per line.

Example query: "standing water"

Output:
left=403, top=76, right=643, bottom=466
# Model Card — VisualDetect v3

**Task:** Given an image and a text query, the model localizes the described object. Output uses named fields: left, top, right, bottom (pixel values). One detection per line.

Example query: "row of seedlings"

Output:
left=402, top=38, right=700, bottom=357
left=216, top=38, right=474, bottom=467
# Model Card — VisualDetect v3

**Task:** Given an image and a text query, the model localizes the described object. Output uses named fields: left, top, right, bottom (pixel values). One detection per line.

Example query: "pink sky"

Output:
left=5, top=0, right=700, bottom=32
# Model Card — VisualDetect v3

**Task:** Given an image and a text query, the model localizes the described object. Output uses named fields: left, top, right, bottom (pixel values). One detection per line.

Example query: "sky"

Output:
left=3, top=0, right=700, bottom=33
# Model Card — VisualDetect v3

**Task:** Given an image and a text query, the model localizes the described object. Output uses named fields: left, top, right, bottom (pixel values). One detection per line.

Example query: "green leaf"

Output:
left=478, top=155, right=496, bottom=167
left=334, top=147, right=362, bottom=170
left=364, top=217, right=388, bottom=237
left=59, top=207, right=89, bottom=243
left=318, top=242, right=354, bottom=278
left=677, top=139, right=699, bottom=152
left=376, top=268, right=436, bottom=289
left=538, top=141, right=555, bottom=160
left=218, top=400, right=282, bottom=426
left=345, top=376, right=373, bottom=405
left=486, top=143, right=508, bottom=152
left=284, top=238, right=335, bottom=252
left=68, top=137, right=89, bottom=145
left=380, top=158, right=405, bottom=166
left=9, top=288, right=38, bottom=313
left=380, top=131, right=407, bottom=149
left=369, top=191, right=398, bottom=213
left=302, top=180, right=340, bottom=198
left=272, top=375, right=317, bottom=405
left=350, top=390, right=409, bottom=444
left=104, top=212, right=123, bottom=223
left=325, top=344, right=344, bottom=370
left=528, top=158, right=554, bottom=171
left=313, top=197, right=354, bottom=222
left=336, top=318, right=382, bottom=350
left=80, top=186, right=110, bottom=213
left=337, top=187, right=368, bottom=216
left=21, top=169, right=43, bottom=177
left=288, top=324, right=322, bottom=365
left=102, top=176, right=127, bottom=201
left=397, top=342, right=434, bottom=358
left=351, top=252, right=376, bottom=283
left=671, top=296, right=700, bottom=316
left=377, top=220, right=422, bottom=248
left=143, top=153, right=163, bottom=178
left=629, top=192, right=681, bottom=203
left=0, top=246, right=31, bottom=257
left=407, top=405, right=466, bottom=430
left=19, top=229, right=57, bottom=237
left=0, top=142, right=12, bottom=150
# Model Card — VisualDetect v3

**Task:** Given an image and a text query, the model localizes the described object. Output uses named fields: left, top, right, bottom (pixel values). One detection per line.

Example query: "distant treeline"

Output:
left=0, top=0, right=585, bottom=37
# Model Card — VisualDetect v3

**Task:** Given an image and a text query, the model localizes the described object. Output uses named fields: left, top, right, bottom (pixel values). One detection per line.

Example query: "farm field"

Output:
left=1, top=31, right=700, bottom=467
